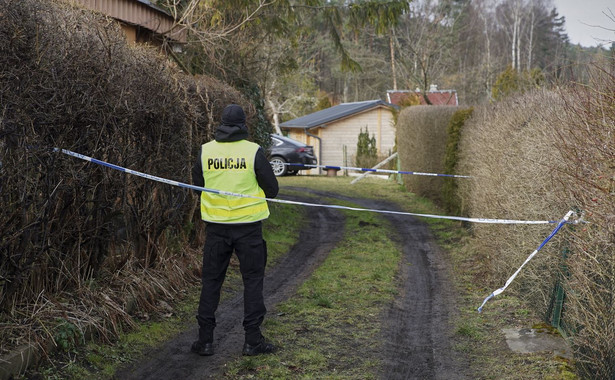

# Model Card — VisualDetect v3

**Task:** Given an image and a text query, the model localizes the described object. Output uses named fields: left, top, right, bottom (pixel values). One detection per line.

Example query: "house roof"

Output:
left=280, top=100, right=395, bottom=129
left=386, top=89, right=458, bottom=106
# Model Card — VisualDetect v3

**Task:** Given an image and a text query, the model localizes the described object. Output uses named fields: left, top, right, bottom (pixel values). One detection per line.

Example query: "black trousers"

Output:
left=196, top=221, right=267, bottom=343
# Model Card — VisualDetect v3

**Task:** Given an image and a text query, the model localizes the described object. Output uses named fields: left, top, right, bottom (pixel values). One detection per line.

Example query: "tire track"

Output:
left=116, top=187, right=469, bottom=379
left=114, top=196, right=344, bottom=380
left=285, top=187, right=469, bottom=380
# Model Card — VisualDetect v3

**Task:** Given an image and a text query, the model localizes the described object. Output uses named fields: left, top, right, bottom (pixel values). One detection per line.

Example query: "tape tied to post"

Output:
left=477, top=210, right=576, bottom=313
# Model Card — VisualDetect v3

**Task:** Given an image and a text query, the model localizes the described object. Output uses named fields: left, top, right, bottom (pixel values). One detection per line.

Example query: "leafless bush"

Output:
left=0, top=0, right=252, bottom=354
left=456, top=91, right=569, bottom=294
left=397, top=105, right=459, bottom=204
left=456, top=66, right=615, bottom=378
left=548, top=65, right=615, bottom=379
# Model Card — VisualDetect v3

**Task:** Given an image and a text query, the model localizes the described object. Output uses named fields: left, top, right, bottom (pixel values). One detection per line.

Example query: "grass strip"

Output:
left=222, top=199, right=400, bottom=379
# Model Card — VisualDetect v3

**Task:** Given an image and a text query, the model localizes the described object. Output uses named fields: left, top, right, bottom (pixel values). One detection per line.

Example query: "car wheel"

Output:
left=270, top=156, right=288, bottom=176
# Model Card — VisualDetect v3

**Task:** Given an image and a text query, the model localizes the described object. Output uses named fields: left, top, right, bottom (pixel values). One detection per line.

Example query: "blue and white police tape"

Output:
left=56, top=148, right=567, bottom=225
left=279, top=162, right=471, bottom=178
left=477, top=210, right=575, bottom=313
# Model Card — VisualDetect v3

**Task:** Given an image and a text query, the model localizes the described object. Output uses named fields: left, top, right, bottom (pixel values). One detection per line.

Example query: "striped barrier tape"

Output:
left=477, top=210, right=575, bottom=313
left=56, top=148, right=569, bottom=225
left=279, top=162, right=471, bottom=178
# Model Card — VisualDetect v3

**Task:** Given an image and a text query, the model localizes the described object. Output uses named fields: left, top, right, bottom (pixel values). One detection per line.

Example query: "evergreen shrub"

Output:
left=396, top=105, right=459, bottom=204
left=355, top=127, right=378, bottom=169
left=442, top=107, right=473, bottom=215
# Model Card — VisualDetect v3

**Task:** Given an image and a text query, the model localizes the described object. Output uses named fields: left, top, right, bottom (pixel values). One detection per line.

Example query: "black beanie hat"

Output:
left=221, top=104, right=246, bottom=126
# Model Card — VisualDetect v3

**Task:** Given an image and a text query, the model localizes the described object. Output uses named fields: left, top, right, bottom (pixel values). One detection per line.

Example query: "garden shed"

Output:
left=71, top=0, right=185, bottom=49
left=280, top=100, right=397, bottom=173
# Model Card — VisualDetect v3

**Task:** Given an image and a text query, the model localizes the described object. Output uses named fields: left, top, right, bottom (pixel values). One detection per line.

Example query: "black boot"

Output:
left=191, top=327, right=214, bottom=356
left=191, top=341, right=214, bottom=356
left=242, top=337, right=275, bottom=356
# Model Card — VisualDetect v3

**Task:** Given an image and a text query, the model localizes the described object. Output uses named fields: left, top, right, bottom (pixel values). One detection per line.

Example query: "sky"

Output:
left=552, top=0, right=614, bottom=47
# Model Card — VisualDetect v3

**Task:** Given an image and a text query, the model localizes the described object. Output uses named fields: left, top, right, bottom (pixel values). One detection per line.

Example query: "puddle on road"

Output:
left=502, top=328, right=572, bottom=359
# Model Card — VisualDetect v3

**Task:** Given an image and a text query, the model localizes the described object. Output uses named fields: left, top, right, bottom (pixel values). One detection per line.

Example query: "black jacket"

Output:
left=192, top=123, right=279, bottom=199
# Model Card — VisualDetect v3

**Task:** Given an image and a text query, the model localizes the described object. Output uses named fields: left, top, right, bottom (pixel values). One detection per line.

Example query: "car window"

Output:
left=271, top=137, right=283, bottom=147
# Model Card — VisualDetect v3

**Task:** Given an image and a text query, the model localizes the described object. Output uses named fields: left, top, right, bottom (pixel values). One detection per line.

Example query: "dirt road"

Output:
left=115, top=188, right=469, bottom=379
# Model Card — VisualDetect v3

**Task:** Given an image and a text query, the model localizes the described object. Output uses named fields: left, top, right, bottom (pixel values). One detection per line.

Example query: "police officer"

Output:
left=191, top=104, right=279, bottom=356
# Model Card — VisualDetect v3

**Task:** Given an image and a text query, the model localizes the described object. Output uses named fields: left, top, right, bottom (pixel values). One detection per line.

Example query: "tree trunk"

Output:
left=481, top=11, right=492, bottom=99
left=527, top=9, right=535, bottom=70
left=268, top=99, right=283, bottom=135
left=272, top=112, right=282, bottom=135
left=390, top=29, right=397, bottom=90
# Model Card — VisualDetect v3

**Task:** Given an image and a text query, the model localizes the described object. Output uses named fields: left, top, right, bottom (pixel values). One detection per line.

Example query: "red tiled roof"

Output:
left=387, top=90, right=458, bottom=106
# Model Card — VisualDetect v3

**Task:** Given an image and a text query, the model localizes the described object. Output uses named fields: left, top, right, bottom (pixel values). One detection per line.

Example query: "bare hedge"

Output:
left=457, top=70, right=615, bottom=379
left=0, top=0, right=257, bottom=353
left=552, top=68, right=615, bottom=379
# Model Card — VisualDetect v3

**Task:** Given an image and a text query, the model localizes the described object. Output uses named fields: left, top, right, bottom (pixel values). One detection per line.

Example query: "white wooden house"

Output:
left=280, top=100, right=397, bottom=174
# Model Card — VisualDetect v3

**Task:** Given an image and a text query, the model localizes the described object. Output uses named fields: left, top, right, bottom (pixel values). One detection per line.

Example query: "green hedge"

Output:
left=442, top=107, right=474, bottom=214
left=396, top=105, right=459, bottom=205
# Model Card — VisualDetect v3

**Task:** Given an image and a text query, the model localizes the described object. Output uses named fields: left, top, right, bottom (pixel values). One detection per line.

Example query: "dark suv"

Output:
left=269, top=134, right=317, bottom=176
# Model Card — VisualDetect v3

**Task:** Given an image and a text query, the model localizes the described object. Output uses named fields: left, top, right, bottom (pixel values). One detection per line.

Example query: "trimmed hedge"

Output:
left=396, top=105, right=459, bottom=204
left=442, top=107, right=473, bottom=215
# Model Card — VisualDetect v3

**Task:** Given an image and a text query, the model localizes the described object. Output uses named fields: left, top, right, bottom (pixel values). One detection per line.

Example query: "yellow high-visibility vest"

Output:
left=200, top=140, right=269, bottom=223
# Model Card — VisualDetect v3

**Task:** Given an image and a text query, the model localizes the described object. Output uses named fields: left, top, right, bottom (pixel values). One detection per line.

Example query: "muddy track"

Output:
left=114, top=194, right=345, bottom=379
left=287, top=188, right=470, bottom=380
left=115, top=188, right=469, bottom=379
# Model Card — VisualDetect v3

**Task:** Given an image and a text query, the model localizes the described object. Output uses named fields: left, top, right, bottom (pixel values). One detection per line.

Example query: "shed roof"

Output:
left=72, top=0, right=185, bottom=42
left=135, top=0, right=171, bottom=16
left=280, top=100, right=395, bottom=129
left=387, top=90, right=458, bottom=106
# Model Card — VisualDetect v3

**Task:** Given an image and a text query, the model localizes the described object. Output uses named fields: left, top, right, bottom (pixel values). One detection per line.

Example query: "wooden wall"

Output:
left=319, top=107, right=396, bottom=167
